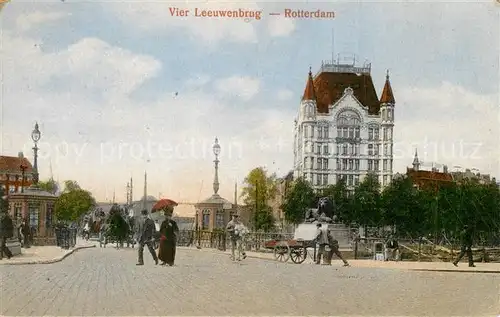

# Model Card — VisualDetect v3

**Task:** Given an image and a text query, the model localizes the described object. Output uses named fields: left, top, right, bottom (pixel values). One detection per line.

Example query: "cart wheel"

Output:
left=290, top=247, right=307, bottom=264
left=274, top=243, right=290, bottom=262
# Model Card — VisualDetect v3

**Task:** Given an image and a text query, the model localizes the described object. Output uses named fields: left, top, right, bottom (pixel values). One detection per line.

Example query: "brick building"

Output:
left=407, top=150, right=454, bottom=190
left=0, top=152, right=34, bottom=194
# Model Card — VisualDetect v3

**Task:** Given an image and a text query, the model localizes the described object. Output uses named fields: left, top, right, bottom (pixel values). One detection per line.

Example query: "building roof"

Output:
left=0, top=155, right=33, bottom=173
left=302, top=68, right=316, bottom=101
left=9, top=186, right=57, bottom=198
left=312, top=72, right=381, bottom=115
left=407, top=168, right=454, bottom=182
left=380, top=72, right=395, bottom=104
left=196, top=194, right=232, bottom=206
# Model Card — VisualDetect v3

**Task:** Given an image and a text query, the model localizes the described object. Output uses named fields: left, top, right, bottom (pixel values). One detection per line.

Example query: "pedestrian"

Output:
left=99, top=221, right=107, bottom=248
left=226, top=214, right=247, bottom=261
left=21, top=218, right=31, bottom=248
left=0, top=212, right=14, bottom=259
left=384, top=234, right=400, bottom=261
left=315, top=223, right=329, bottom=264
left=136, top=209, right=158, bottom=266
left=326, top=230, right=349, bottom=267
left=453, top=224, right=475, bottom=267
left=158, top=209, right=179, bottom=266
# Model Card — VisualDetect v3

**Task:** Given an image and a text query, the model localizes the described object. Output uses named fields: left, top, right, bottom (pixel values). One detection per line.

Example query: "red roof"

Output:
left=380, top=74, right=395, bottom=104
left=312, top=72, right=381, bottom=114
left=302, top=69, right=316, bottom=101
left=0, top=155, right=33, bottom=173
left=407, top=168, right=454, bottom=182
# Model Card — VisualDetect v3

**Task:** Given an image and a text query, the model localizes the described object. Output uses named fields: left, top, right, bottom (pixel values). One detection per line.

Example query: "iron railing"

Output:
left=54, top=226, right=77, bottom=249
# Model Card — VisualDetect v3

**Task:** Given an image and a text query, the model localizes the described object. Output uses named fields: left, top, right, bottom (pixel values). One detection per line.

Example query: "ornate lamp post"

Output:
left=212, top=137, right=221, bottom=195
left=31, top=122, right=41, bottom=185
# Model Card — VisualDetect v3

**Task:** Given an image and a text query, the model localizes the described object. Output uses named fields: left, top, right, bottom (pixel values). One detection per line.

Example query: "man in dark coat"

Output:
left=453, top=225, right=475, bottom=267
left=0, top=213, right=14, bottom=259
left=136, top=210, right=158, bottom=265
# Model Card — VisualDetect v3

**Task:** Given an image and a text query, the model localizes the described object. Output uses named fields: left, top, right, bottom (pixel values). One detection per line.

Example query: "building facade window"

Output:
left=368, top=160, right=373, bottom=171
left=383, top=160, right=388, bottom=171
left=28, top=203, right=39, bottom=233
left=215, top=210, right=224, bottom=229
left=374, top=160, right=379, bottom=171
left=202, top=209, right=210, bottom=230
left=354, top=174, right=360, bottom=186
left=368, top=144, right=374, bottom=156
left=46, top=204, right=54, bottom=229
left=323, top=144, right=329, bottom=155
left=14, top=203, right=22, bottom=224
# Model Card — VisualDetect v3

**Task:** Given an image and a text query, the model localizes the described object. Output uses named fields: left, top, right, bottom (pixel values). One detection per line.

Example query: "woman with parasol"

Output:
left=152, top=199, right=179, bottom=266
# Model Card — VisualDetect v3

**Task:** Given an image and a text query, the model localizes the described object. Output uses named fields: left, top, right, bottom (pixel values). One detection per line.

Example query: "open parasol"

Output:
left=151, top=198, right=178, bottom=213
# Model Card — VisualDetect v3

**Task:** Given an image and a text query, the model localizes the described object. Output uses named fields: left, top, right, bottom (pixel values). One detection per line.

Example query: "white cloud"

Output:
left=276, top=89, right=294, bottom=101
left=2, top=33, right=162, bottom=102
left=267, top=17, right=295, bottom=37
left=105, top=1, right=260, bottom=45
left=214, top=76, right=260, bottom=101
left=16, top=11, right=69, bottom=32
left=393, top=82, right=499, bottom=176
left=1, top=31, right=289, bottom=211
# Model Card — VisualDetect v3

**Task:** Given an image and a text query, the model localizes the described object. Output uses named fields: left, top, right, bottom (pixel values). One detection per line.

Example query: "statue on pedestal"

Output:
left=304, top=197, right=337, bottom=223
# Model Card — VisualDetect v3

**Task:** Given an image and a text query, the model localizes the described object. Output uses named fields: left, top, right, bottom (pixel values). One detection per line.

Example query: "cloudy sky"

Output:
left=1, top=0, right=498, bottom=214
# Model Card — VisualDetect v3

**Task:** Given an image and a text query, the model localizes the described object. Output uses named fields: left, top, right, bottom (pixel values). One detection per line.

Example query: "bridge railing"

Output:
left=176, top=230, right=294, bottom=252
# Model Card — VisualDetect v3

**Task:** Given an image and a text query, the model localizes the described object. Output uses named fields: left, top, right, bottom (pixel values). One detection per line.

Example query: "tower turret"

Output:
left=299, top=67, right=317, bottom=121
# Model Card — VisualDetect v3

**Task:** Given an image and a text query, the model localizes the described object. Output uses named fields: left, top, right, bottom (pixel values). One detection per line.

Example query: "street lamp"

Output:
left=31, top=122, right=41, bottom=185
left=212, top=137, right=221, bottom=195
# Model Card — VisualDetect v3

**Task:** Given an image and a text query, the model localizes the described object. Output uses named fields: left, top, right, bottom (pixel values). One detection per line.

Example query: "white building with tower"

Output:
left=293, top=57, right=396, bottom=191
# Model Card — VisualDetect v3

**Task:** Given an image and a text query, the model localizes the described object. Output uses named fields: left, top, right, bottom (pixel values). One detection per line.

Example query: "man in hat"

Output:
left=315, top=223, right=329, bottom=264
left=453, top=224, right=475, bottom=267
left=226, top=214, right=247, bottom=261
left=136, top=209, right=158, bottom=265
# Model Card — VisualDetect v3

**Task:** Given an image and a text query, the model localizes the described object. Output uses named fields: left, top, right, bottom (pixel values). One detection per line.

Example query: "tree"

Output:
left=241, top=167, right=277, bottom=230
left=38, top=179, right=59, bottom=194
left=281, top=177, right=316, bottom=225
left=351, top=173, right=382, bottom=228
left=54, top=180, right=96, bottom=221
left=381, top=175, right=416, bottom=231
left=318, top=178, right=351, bottom=223
left=254, top=205, right=276, bottom=232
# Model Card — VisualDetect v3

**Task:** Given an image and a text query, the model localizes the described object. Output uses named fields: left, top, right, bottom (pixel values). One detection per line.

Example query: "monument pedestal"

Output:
left=6, top=238, right=22, bottom=256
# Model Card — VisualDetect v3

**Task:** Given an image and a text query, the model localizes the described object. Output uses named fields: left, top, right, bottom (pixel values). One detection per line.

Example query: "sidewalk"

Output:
left=178, top=246, right=500, bottom=273
left=0, top=238, right=96, bottom=265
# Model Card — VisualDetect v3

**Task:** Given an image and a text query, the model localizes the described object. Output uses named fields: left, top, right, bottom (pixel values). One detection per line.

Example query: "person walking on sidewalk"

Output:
left=0, top=212, right=14, bottom=259
left=315, top=223, right=329, bottom=265
left=158, top=210, right=179, bottom=266
left=226, top=214, right=247, bottom=261
left=136, top=210, right=158, bottom=266
left=326, top=230, right=349, bottom=267
left=453, top=224, right=475, bottom=267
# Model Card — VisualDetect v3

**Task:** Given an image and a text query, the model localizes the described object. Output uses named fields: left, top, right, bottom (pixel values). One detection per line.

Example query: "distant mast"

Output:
left=143, top=171, right=147, bottom=211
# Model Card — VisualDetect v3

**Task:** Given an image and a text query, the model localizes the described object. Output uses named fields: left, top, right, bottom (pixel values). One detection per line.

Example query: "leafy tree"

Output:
left=254, top=205, right=276, bottom=232
left=281, top=177, right=316, bottom=225
left=351, top=173, right=382, bottom=227
left=38, top=179, right=59, bottom=194
left=54, top=180, right=96, bottom=221
left=241, top=167, right=277, bottom=229
left=381, top=175, right=416, bottom=231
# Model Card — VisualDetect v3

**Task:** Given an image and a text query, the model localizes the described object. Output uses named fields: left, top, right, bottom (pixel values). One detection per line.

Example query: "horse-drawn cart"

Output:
left=264, top=223, right=321, bottom=264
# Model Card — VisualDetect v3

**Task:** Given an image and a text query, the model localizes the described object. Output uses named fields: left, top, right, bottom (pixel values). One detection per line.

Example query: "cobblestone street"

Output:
left=1, top=247, right=498, bottom=316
